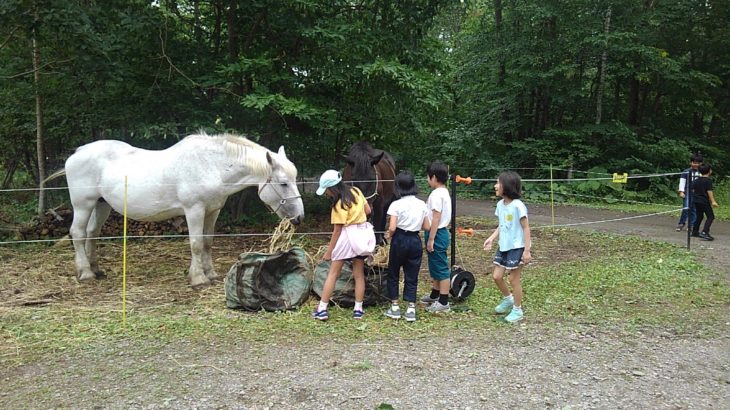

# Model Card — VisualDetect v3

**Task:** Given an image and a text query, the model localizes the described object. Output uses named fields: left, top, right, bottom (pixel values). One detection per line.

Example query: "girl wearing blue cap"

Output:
left=314, top=169, right=376, bottom=321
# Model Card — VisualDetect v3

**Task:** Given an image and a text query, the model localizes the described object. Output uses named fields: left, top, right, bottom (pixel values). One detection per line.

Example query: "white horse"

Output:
left=46, top=133, right=305, bottom=288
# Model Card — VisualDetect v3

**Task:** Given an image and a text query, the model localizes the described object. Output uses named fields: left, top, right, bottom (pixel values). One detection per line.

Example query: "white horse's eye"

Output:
left=280, top=199, right=287, bottom=204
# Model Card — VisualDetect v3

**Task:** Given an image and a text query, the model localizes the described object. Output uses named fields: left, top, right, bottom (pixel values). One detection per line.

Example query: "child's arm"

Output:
left=384, top=216, right=397, bottom=241
left=708, top=190, right=719, bottom=207
left=427, top=210, right=441, bottom=252
left=421, top=215, right=431, bottom=232
left=323, top=224, right=343, bottom=261
left=364, top=200, right=372, bottom=215
left=678, top=175, right=686, bottom=198
left=482, top=227, right=499, bottom=251
left=520, top=216, right=532, bottom=264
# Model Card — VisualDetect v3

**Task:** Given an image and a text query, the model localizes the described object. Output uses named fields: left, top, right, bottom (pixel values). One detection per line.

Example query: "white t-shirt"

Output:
left=387, top=195, right=428, bottom=232
left=427, top=187, right=451, bottom=229
left=495, top=199, right=528, bottom=252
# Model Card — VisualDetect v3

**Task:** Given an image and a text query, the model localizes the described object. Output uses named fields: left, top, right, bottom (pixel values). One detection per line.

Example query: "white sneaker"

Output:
left=404, top=307, right=417, bottom=322
left=385, top=306, right=401, bottom=320
left=420, top=294, right=438, bottom=305
left=427, top=301, right=450, bottom=313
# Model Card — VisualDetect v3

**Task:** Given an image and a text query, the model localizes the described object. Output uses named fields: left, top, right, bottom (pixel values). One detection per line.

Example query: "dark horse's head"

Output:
left=342, top=141, right=396, bottom=244
left=342, top=141, right=385, bottom=200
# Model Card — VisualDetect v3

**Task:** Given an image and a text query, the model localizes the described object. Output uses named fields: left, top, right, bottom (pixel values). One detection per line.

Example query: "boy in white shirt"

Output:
left=420, top=161, right=452, bottom=313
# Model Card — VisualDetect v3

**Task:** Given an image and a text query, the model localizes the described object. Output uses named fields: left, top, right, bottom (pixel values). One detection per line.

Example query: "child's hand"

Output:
left=522, top=249, right=532, bottom=265
left=427, top=238, right=435, bottom=253
left=483, top=238, right=493, bottom=251
left=712, top=201, right=719, bottom=208
left=323, top=249, right=332, bottom=261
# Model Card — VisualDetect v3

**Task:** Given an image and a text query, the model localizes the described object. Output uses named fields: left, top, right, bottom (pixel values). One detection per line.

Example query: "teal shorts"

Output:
left=424, top=228, right=450, bottom=281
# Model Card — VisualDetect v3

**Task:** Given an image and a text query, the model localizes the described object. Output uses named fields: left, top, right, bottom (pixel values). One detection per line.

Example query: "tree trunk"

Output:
left=595, top=6, right=611, bottom=125
left=613, top=78, right=621, bottom=120
left=213, top=0, right=222, bottom=54
left=494, top=0, right=505, bottom=85
left=2, top=159, right=18, bottom=189
left=32, top=13, right=46, bottom=217
left=193, top=0, right=201, bottom=42
left=628, top=75, right=640, bottom=125
left=226, top=1, right=239, bottom=62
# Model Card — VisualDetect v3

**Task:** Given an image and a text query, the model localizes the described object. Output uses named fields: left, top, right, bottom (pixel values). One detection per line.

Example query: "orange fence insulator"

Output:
left=457, top=227, right=474, bottom=236
left=455, top=175, right=472, bottom=185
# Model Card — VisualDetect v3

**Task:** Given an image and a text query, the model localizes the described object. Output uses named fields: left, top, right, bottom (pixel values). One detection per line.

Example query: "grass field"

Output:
left=2, top=219, right=728, bottom=369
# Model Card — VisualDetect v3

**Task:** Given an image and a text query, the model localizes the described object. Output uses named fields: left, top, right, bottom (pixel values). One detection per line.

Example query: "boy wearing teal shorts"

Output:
left=420, top=160, right=452, bottom=313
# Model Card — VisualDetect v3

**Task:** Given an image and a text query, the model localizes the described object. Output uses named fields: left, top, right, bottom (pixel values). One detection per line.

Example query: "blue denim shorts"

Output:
left=493, top=248, right=525, bottom=270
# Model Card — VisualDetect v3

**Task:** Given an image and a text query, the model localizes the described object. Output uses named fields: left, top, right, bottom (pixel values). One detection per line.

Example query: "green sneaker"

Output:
left=494, top=296, right=514, bottom=314
left=505, top=307, right=524, bottom=323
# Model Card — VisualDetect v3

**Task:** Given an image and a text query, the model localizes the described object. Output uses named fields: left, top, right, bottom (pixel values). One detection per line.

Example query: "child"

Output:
left=420, top=161, right=452, bottom=313
left=384, top=171, right=430, bottom=322
left=676, top=152, right=703, bottom=231
left=482, top=171, right=532, bottom=323
left=314, top=169, right=376, bottom=321
left=691, top=164, right=720, bottom=241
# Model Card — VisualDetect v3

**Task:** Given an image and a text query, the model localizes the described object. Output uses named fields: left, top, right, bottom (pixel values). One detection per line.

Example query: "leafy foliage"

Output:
left=1, top=0, right=729, bottom=217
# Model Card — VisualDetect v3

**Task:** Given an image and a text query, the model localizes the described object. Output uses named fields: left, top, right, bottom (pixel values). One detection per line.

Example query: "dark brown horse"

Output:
left=342, top=141, right=396, bottom=244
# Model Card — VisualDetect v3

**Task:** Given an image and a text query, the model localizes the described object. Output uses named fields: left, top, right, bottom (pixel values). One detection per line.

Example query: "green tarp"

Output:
left=225, top=247, right=312, bottom=311
left=312, top=260, right=389, bottom=307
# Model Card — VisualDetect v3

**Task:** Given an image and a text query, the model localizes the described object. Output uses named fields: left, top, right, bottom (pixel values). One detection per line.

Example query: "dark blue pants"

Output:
left=387, top=229, right=422, bottom=302
left=678, top=195, right=697, bottom=227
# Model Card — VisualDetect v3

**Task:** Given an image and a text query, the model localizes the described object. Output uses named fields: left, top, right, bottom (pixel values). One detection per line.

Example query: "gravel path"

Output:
left=3, top=327, right=729, bottom=409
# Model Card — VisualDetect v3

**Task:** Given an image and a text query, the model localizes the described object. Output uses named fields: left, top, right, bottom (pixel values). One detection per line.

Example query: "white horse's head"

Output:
left=258, top=146, right=305, bottom=224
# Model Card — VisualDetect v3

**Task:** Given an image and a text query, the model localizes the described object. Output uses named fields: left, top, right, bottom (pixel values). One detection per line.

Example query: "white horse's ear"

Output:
left=278, top=146, right=286, bottom=158
left=266, top=151, right=274, bottom=166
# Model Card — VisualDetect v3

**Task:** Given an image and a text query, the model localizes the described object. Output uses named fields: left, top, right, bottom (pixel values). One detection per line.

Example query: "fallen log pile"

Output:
left=18, top=207, right=188, bottom=240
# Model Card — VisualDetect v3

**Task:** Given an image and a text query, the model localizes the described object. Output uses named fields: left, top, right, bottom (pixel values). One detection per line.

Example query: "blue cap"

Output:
left=316, top=170, right=342, bottom=195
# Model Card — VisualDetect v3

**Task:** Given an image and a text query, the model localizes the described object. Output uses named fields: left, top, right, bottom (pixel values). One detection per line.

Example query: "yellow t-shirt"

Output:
left=331, top=187, right=368, bottom=226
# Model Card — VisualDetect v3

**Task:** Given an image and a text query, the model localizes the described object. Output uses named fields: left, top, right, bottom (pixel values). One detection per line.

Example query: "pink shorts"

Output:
left=331, top=222, right=376, bottom=261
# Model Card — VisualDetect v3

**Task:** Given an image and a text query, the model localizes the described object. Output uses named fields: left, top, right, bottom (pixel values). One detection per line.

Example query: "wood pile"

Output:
left=18, top=206, right=189, bottom=240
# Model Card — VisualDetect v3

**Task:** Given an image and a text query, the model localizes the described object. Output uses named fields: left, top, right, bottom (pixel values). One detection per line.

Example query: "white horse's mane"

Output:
left=184, top=133, right=297, bottom=179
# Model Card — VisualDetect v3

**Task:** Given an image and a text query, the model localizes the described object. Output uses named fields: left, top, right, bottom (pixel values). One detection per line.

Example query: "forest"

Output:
left=1, top=0, right=728, bottom=215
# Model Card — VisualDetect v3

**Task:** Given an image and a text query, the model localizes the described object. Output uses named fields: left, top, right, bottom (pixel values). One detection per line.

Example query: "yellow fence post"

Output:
left=122, top=176, right=128, bottom=327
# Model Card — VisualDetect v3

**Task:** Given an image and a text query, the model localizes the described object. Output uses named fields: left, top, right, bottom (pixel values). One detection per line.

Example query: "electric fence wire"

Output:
left=0, top=172, right=686, bottom=246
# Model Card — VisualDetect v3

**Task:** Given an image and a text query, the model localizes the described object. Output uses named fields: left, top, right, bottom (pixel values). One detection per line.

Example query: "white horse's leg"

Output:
left=69, top=203, right=96, bottom=281
left=185, top=206, right=211, bottom=288
left=202, top=209, right=221, bottom=281
left=85, top=201, right=112, bottom=279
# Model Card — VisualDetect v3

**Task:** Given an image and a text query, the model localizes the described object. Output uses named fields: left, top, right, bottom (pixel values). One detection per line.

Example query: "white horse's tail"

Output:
left=43, top=169, right=66, bottom=184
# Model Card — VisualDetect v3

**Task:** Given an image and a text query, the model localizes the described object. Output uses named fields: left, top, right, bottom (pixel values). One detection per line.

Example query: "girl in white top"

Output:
left=483, top=171, right=532, bottom=323
left=384, top=171, right=430, bottom=321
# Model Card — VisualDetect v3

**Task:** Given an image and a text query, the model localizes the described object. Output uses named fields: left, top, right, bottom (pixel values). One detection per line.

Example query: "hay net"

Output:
left=225, top=219, right=312, bottom=311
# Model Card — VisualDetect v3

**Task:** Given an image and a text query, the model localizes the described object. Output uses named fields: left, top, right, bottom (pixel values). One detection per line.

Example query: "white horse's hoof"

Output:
left=205, top=271, right=220, bottom=282
left=189, top=275, right=211, bottom=289
left=78, top=271, right=96, bottom=282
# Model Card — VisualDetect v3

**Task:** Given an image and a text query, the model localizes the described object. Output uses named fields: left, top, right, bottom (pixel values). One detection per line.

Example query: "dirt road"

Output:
left=456, top=199, right=730, bottom=281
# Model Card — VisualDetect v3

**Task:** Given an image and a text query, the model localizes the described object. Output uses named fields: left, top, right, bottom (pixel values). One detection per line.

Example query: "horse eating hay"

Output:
left=46, top=133, right=305, bottom=288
